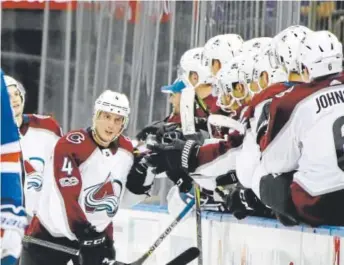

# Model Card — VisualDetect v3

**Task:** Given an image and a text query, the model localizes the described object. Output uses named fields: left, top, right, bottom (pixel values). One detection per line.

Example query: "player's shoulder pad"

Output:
left=58, top=129, right=90, bottom=147
left=117, top=135, right=134, bottom=154
left=251, top=83, right=288, bottom=107
left=26, top=114, right=63, bottom=137
left=55, top=129, right=96, bottom=165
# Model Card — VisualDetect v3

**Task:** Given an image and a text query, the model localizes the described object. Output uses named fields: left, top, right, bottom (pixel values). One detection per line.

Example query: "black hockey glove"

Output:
left=147, top=139, right=200, bottom=174
left=76, top=224, right=115, bottom=265
left=215, top=170, right=239, bottom=186
left=135, top=120, right=166, bottom=141
left=217, top=185, right=272, bottom=220
left=126, top=155, right=152, bottom=195
left=166, top=169, right=194, bottom=193
left=155, top=123, right=182, bottom=143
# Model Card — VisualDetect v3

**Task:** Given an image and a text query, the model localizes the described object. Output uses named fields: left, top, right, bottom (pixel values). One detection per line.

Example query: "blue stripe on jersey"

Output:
left=1, top=173, right=24, bottom=207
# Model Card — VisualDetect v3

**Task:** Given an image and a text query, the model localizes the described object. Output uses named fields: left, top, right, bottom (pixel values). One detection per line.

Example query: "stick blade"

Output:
left=166, top=247, right=200, bottom=265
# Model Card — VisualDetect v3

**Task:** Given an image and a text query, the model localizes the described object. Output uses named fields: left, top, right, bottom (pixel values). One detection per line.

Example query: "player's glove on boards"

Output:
left=217, top=185, right=272, bottom=220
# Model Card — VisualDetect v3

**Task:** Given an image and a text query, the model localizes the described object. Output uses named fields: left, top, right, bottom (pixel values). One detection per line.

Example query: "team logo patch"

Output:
left=66, top=132, right=85, bottom=144
left=24, top=159, right=44, bottom=191
left=84, top=176, right=122, bottom=217
left=59, top=177, right=79, bottom=187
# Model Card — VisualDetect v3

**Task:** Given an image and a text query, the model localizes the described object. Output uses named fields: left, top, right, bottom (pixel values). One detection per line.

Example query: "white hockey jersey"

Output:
left=20, top=114, right=62, bottom=216
left=35, top=129, right=137, bottom=241
left=252, top=74, right=344, bottom=197
left=236, top=82, right=297, bottom=188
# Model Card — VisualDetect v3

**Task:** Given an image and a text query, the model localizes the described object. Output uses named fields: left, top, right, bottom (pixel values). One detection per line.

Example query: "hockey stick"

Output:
left=22, top=237, right=199, bottom=265
left=166, top=247, right=200, bottom=265
left=117, top=197, right=195, bottom=265
left=193, top=182, right=203, bottom=265
left=180, top=85, right=204, bottom=265
left=23, top=198, right=195, bottom=265
left=22, top=235, right=79, bottom=256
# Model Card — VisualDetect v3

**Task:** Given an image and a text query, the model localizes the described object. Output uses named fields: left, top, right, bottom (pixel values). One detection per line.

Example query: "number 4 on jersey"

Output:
left=333, top=116, right=344, bottom=172
left=62, top=157, right=73, bottom=175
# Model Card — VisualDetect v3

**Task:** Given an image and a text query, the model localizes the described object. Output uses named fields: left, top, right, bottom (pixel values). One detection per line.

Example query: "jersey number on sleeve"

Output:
left=333, top=116, right=344, bottom=172
left=62, top=157, right=73, bottom=175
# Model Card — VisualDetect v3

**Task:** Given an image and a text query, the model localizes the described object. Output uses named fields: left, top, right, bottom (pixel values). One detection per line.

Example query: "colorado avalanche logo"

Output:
left=84, top=176, right=122, bottom=218
left=24, top=160, right=44, bottom=191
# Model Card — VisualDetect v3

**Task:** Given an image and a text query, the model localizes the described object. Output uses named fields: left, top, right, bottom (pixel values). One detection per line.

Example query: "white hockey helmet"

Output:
left=215, top=57, right=248, bottom=113
left=241, top=37, right=272, bottom=54
left=180, top=47, right=204, bottom=63
left=93, top=90, right=130, bottom=130
left=203, top=34, right=244, bottom=72
left=178, top=47, right=211, bottom=87
left=4, top=75, right=26, bottom=105
left=273, top=25, right=313, bottom=74
left=238, top=52, right=259, bottom=94
left=297, top=30, right=343, bottom=82
left=222, top=34, right=245, bottom=56
left=178, top=60, right=210, bottom=88
left=252, top=45, right=288, bottom=91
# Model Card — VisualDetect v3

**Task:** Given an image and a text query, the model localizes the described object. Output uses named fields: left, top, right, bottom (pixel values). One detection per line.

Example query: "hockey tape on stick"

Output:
left=116, top=197, right=196, bottom=265
left=165, top=247, right=200, bottom=265
left=22, top=235, right=79, bottom=256
left=193, top=182, right=203, bottom=265
left=180, top=87, right=196, bottom=135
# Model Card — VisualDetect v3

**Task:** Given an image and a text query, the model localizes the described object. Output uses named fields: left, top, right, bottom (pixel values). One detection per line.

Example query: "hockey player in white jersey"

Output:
left=5, top=75, right=63, bottom=218
left=146, top=27, right=315, bottom=220
left=21, top=90, right=155, bottom=265
left=252, top=30, right=344, bottom=226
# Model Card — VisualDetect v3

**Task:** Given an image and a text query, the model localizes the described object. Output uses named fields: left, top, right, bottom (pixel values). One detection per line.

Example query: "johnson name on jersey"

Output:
left=258, top=74, right=344, bottom=197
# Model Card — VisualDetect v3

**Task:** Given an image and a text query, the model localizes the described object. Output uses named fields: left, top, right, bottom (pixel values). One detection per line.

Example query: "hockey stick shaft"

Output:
left=22, top=235, right=79, bottom=256
left=118, top=197, right=196, bottom=265
left=23, top=198, right=195, bottom=265
left=194, top=182, right=203, bottom=265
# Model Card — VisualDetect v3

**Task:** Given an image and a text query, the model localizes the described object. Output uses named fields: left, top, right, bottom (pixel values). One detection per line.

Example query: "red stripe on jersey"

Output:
left=0, top=152, right=21, bottom=163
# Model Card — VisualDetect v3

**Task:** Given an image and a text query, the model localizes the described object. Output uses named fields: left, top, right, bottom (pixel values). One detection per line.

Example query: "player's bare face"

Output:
left=249, top=81, right=260, bottom=93
left=189, top=71, right=199, bottom=87
left=8, top=85, right=24, bottom=117
left=259, top=71, right=269, bottom=90
left=232, top=83, right=246, bottom=99
left=221, top=93, right=232, bottom=107
left=95, top=112, right=124, bottom=144
left=211, top=59, right=221, bottom=76
left=302, top=68, right=310, bottom=82
left=169, top=93, right=181, bottom=114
